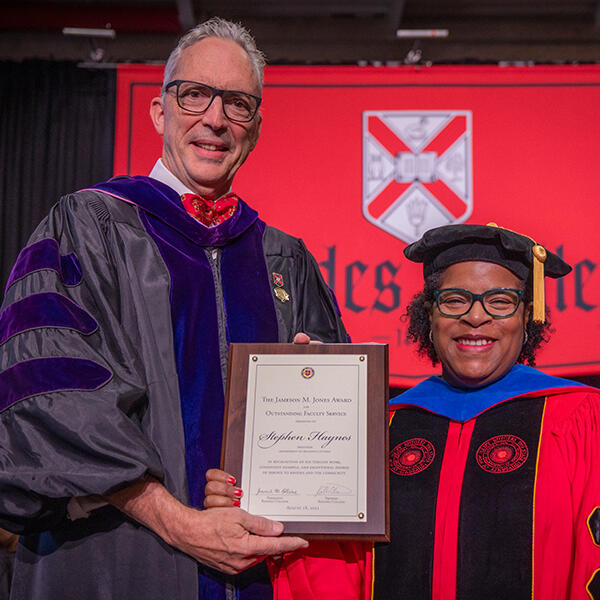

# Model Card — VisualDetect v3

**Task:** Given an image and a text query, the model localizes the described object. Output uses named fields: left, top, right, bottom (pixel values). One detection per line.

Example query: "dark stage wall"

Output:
left=0, top=60, right=115, bottom=294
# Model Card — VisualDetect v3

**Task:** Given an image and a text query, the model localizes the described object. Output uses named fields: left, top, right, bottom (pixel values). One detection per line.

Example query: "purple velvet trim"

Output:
left=0, top=293, right=98, bottom=345
left=221, top=220, right=279, bottom=344
left=0, top=357, right=112, bottom=412
left=142, top=211, right=279, bottom=507
left=136, top=207, right=224, bottom=506
left=90, top=176, right=259, bottom=247
left=112, top=175, right=280, bottom=599
left=5, top=238, right=82, bottom=293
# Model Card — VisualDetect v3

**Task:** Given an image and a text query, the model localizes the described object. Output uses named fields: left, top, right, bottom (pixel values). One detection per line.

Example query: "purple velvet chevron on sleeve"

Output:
left=0, top=293, right=98, bottom=345
left=0, top=357, right=112, bottom=412
left=5, top=238, right=82, bottom=293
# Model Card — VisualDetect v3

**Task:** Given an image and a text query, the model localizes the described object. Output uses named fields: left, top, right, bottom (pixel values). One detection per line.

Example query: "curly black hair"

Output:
left=405, top=270, right=552, bottom=366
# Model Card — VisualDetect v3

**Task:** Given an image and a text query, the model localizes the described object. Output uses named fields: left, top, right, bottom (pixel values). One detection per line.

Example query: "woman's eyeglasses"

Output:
left=434, top=288, right=524, bottom=318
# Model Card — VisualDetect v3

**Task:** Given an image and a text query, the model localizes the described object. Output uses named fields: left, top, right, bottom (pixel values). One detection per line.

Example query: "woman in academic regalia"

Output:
left=205, top=223, right=600, bottom=600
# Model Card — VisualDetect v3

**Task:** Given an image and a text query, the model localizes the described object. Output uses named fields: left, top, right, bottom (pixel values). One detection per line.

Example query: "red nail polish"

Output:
left=233, top=499, right=241, bottom=507
left=233, top=488, right=243, bottom=498
left=227, top=476, right=236, bottom=485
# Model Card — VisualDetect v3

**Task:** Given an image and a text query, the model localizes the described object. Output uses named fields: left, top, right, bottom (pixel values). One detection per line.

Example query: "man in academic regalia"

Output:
left=0, top=17, right=347, bottom=600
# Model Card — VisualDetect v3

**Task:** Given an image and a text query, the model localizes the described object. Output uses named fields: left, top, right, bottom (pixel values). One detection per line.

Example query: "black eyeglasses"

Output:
left=164, top=80, right=262, bottom=123
left=434, top=288, right=524, bottom=318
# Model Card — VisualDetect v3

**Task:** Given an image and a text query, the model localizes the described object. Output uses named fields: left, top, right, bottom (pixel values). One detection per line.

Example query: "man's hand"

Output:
left=293, top=332, right=322, bottom=344
left=168, top=505, right=306, bottom=574
left=106, top=478, right=308, bottom=575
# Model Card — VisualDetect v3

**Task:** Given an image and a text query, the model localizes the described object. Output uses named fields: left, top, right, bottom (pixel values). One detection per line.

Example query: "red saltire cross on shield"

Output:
left=366, top=114, right=469, bottom=220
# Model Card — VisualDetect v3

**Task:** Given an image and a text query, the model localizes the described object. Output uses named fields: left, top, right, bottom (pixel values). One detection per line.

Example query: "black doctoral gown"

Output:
left=0, top=176, right=347, bottom=600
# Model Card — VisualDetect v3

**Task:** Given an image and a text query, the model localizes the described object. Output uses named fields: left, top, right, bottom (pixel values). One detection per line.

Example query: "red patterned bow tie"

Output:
left=181, top=192, right=239, bottom=227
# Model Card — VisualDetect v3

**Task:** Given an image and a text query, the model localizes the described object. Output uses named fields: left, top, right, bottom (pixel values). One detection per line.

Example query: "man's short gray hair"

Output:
left=163, top=17, right=266, bottom=94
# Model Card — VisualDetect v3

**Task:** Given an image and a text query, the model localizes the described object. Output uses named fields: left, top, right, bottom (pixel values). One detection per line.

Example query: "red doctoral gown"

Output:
left=269, top=365, right=600, bottom=600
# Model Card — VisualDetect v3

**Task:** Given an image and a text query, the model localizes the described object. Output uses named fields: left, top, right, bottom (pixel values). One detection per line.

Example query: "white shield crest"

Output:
left=362, top=110, right=473, bottom=243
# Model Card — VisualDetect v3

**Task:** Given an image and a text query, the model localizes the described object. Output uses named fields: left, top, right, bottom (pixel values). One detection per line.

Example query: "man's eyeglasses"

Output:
left=434, top=288, right=524, bottom=318
left=164, top=80, right=262, bottom=123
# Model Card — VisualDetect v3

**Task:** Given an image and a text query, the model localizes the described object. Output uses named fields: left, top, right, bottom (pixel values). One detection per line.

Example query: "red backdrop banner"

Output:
left=114, top=64, right=600, bottom=387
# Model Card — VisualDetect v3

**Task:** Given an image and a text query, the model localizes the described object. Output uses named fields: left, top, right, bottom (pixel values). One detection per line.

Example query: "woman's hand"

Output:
left=204, top=468, right=243, bottom=508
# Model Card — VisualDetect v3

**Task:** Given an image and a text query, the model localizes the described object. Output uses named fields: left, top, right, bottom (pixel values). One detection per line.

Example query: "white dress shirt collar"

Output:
left=148, top=158, right=194, bottom=196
